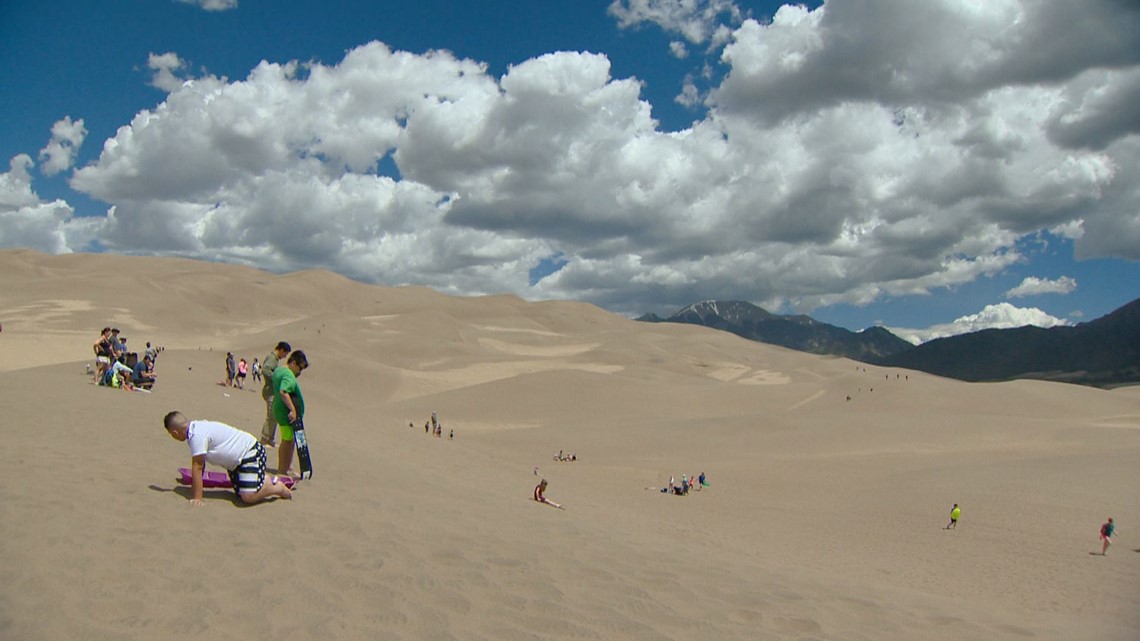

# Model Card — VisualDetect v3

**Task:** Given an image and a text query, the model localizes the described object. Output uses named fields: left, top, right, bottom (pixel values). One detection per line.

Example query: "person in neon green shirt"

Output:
left=272, top=350, right=308, bottom=477
left=945, top=503, right=960, bottom=529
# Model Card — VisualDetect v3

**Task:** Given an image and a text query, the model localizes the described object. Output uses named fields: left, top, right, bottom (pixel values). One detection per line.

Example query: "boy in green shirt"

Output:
left=272, top=350, right=309, bottom=477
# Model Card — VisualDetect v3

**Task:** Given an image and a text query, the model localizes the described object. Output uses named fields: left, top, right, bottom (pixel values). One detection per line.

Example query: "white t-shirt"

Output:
left=186, top=420, right=257, bottom=471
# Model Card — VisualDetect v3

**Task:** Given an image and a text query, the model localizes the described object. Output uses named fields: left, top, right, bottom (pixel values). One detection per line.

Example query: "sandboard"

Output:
left=292, top=418, right=313, bottom=480
left=178, top=468, right=295, bottom=489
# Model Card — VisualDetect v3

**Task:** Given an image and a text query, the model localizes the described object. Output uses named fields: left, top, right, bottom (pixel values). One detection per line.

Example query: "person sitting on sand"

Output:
left=533, top=478, right=563, bottom=509
left=945, top=503, right=960, bottom=529
left=1100, top=517, right=1115, bottom=555
left=109, top=359, right=137, bottom=389
left=132, top=355, right=156, bottom=387
left=163, top=410, right=292, bottom=506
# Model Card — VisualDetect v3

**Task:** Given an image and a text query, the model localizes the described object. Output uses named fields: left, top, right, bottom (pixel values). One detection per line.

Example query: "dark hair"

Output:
left=102, top=327, right=111, bottom=334
left=275, top=341, right=292, bottom=353
left=163, top=411, right=185, bottom=430
left=112, top=328, right=120, bottom=333
left=288, top=350, right=308, bottom=368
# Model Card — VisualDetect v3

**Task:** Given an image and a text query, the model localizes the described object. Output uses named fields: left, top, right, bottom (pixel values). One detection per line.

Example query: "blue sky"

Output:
left=2, top=0, right=1139, bottom=342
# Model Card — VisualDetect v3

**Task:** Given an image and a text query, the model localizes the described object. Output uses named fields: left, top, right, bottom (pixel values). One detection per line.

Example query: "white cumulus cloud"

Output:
left=38, top=117, right=87, bottom=176
left=608, top=0, right=743, bottom=44
left=176, top=0, right=237, bottom=11
left=888, top=303, right=1072, bottom=345
left=148, top=52, right=190, bottom=92
left=0, top=154, right=98, bottom=253
left=24, top=0, right=1139, bottom=318
left=1005, top=275, right=1077, bottom=298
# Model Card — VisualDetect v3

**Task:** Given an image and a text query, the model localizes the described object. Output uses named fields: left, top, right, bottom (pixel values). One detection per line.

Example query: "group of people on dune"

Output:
left=91, top=326, right=160, bottom=391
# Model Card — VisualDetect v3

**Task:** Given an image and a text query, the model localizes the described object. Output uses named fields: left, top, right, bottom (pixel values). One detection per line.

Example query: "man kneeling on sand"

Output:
left=163, top=411, right=292, bottom=506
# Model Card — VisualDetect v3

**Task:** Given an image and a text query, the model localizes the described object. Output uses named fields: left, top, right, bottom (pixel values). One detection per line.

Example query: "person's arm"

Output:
left=280, top=388, right=298, bottom=422
left=189, top=454, right=206, bottom=506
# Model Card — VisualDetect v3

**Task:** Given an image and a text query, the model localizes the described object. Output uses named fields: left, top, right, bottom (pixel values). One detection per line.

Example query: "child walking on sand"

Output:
left=945, top=503, right=960, bottom=529
left=1100, top=517, right=1115, bottom=555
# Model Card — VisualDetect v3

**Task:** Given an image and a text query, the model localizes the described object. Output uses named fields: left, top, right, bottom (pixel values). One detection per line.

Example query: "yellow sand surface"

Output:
left=1, top=248, right=1137, bottom=640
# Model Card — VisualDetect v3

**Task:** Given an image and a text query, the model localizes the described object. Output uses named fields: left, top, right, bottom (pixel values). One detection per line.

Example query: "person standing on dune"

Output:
left=259, top=341, right=290, bottom=447
left=272, top=350, right=309, bottom=477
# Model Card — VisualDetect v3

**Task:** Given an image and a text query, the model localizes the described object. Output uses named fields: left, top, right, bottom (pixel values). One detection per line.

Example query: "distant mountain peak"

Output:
left=642, top=299, right=911, bottom=361
left=639, top=297, right=1140, bottom=387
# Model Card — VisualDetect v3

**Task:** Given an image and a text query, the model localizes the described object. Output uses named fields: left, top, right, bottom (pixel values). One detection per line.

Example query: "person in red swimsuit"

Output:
left=533, top=479, right=563, bottom=509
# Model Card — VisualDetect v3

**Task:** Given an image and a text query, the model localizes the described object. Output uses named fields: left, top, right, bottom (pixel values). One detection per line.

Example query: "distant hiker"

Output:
left=225, top=352, right=236, bottom=387
left=1100, top=517, right=1115, bottom=555
left=945, top=503, right=960, bottom=529
left=449, top=429, right=454, bottom=440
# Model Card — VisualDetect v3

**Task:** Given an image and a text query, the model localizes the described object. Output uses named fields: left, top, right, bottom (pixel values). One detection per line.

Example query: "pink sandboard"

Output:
left=178, top=468, right=295, bottom=489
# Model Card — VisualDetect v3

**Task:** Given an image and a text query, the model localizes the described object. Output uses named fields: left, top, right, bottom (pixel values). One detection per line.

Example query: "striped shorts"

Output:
left=227, top=442, right=267, bottom=495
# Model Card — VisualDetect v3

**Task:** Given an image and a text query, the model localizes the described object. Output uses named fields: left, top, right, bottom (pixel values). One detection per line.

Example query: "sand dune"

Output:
left=1, top=248, right=1137, bottom=640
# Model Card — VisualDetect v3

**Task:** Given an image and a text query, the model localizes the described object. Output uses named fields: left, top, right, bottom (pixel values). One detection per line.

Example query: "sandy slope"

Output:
left=1, top=248, right=1137, bottom=641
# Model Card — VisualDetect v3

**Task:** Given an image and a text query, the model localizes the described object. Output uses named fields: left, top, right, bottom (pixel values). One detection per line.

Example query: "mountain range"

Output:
left=639, top=298, right=1140, bottom=388
left=636, top=300, right=914, bottom=361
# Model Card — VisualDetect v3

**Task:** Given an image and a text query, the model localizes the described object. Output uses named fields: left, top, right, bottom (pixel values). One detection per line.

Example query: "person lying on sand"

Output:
left=163, top=411, right=292, bottom=507
left=533, top=479, right=563, bottom=509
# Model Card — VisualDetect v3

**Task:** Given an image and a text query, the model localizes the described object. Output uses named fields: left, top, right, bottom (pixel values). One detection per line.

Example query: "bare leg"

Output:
left=278, top=440, right=296, bottom=477
left=238, top=476, right=293, bottom=504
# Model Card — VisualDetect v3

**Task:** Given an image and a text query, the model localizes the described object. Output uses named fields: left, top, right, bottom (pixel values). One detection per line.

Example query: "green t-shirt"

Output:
left=271, top=366, right=304, bottom=426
